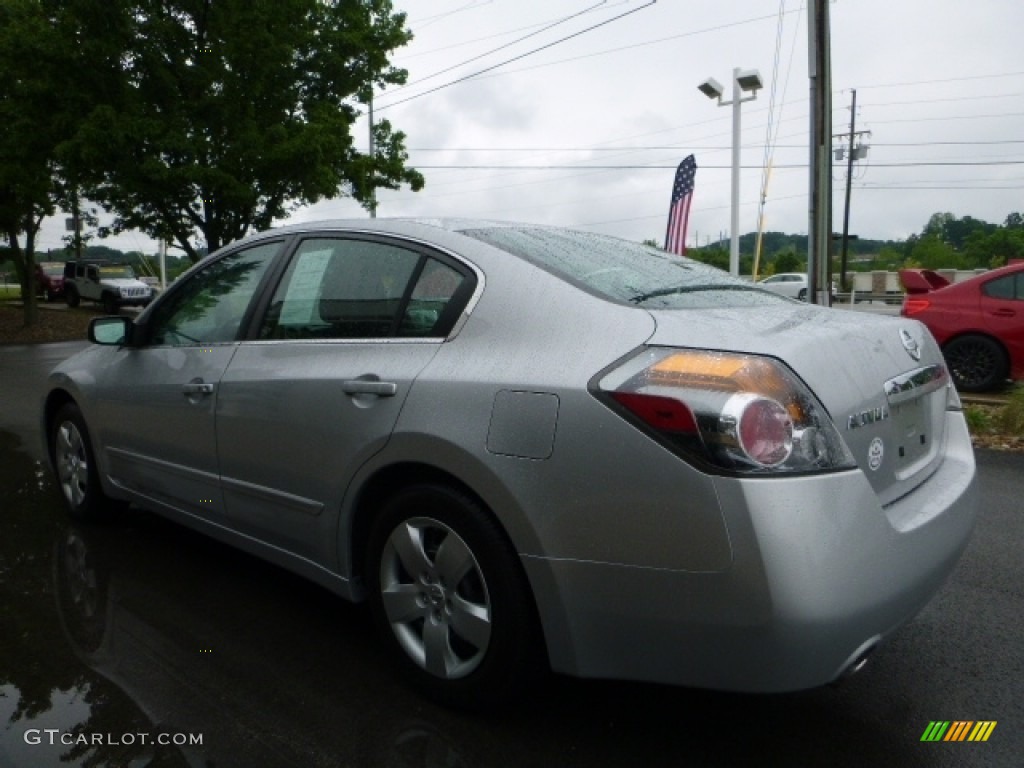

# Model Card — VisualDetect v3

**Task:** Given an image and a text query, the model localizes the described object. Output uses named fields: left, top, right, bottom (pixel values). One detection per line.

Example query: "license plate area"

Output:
left=892, top=397, right=930, bottom=466
left=884, top=364, right=948, bottom=479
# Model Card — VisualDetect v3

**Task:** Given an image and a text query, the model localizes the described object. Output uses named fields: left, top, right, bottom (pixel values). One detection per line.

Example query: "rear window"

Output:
left=459, top=226, right=786, bottom=309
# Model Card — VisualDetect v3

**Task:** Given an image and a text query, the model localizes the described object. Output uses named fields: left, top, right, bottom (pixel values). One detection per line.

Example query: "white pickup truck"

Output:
left=63, top=261, right=154, bottom=314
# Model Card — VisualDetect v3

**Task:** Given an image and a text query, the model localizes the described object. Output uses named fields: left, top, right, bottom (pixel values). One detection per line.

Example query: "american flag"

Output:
left=664, top=155, right=697, bottom=255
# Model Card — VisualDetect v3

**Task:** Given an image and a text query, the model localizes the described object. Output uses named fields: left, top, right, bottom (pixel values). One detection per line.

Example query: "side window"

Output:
left=982, top=273, right=1023, bottom=300
left=147, top=242, right=280, bottom=346
left=260, top=238, right=470, bottom=340
left=399, top=258, right=465, bottom=337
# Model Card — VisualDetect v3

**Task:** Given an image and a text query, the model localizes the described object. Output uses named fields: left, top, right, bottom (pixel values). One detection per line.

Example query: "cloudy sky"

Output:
left=39, top=0, right=1024, bottom=255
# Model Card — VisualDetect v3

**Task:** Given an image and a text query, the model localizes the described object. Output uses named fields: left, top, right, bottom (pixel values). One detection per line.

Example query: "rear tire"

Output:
left=943, top=334, right=1008, bottom=392
left=365, top=483, right=545, bottom=708
left=50, top=403, right=119, bottom=521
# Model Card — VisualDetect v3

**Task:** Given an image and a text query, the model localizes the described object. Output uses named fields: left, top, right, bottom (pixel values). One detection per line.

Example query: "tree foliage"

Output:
left=0, top=0, right=67, bottom=325
left=60, top=0, right=423, bottom=262
left=685, top=214, right=1024, bottom=277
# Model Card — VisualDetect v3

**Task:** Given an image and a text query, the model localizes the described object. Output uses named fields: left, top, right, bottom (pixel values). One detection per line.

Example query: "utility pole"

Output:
left=835, top=89, right=871, bottom=292
left=71, top=189, right=83, bottom=261
left=806, top=0, right=832, bottom=306
left=159, top=239, right=167, bottom=291
left=368, top=95, right=377, bottom=219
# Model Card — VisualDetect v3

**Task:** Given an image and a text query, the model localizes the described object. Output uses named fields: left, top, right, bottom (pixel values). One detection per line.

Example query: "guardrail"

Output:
left=833, top=292, right=905, bottom=306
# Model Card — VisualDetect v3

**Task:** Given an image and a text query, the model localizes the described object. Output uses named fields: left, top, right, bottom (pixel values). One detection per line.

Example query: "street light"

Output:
left=698, top=67, right=763, bottom=276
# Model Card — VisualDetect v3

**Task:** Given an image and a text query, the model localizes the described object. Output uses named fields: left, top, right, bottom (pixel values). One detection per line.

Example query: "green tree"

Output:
left=0, top=0, right=66, bottom=326
left=922, top=211, right=996, bottom=251
left=688, top=246, right=729, bottom=271
left=772, top=251, right=802, bottom=274
left=974, top=229, right=1024, bottom=268
left=62, top=0, right=423, bottom=263
left=907, top=233, right=964, bottom=269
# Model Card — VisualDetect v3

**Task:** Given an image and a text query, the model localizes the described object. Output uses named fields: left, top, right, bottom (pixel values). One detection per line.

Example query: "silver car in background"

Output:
left=43, top=219, right=977, bottom=707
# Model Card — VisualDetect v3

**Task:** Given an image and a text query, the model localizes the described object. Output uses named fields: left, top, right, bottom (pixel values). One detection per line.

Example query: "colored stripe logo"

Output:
left=921, top=721, right=997, bottom=742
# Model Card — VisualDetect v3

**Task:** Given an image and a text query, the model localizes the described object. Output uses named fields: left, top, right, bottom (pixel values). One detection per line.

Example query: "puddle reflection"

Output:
left=0, top=430, right=483, bottom=767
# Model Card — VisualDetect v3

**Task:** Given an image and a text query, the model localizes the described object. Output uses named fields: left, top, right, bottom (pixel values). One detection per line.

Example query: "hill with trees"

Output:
left=685, top=212, right=1024, bottom=281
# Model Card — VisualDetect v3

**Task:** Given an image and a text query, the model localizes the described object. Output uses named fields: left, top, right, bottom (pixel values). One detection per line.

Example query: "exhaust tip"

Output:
left=831, top=637, right=880, bottom=686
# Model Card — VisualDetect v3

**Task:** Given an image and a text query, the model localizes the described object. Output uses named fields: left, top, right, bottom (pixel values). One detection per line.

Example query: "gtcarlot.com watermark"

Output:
left=24, top=729, right=203, bottom=748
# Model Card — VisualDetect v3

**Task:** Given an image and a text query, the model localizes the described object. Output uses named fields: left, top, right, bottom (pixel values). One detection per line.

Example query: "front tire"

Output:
left=365, top=483, right=545, bottom=708
left=65, top=287, right=80, bottom=308
left=51, top=403, right=118, bottom=521
left=102, top=293, right=119, bottom=315
left=943, top=334, right=1008, bottom=392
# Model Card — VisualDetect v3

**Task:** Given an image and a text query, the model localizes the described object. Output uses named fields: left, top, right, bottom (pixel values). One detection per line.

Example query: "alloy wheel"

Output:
left=55, top=420, right=89, bottom=508
left=378, top=516, right=492, bottom=680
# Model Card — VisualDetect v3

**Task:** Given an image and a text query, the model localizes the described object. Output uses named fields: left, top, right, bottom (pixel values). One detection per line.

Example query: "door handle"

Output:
left=342, top=380, right=397, bottom=397
left=991, top=308, right=1016, bottom=318
left=182, top=382, right=215, bottom=396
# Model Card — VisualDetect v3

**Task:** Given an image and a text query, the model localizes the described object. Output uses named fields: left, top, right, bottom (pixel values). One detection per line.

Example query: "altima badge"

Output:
left=900, top=329, right=921, bottom=361
left=847, top=405, right=890, bottom=430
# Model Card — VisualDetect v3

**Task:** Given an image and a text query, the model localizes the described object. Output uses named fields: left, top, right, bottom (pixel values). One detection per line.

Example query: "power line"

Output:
left=854, top=70, right=1024, bottom=90
left=409, top=160, right=1024, bottom=170
left=374, top=1, right=656, bottom=111
left=864, top=92, right=1024, bottom=108
left=406, top=139, right=1024, bottom=151
left=406, top=10, right=796, bottom=91
left=384, top=2, right=610, bottom=97
left=869, top=112, right=1024, bottom=125
left=407, top=1, right=496, bottom=32
left=396, top=2, right=631, bottom=61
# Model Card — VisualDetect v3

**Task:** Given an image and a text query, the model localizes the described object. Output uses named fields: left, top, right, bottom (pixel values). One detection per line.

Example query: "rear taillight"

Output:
left=595, top=348, right=856, bottom=475
left=902, top=298, right=931, bottom=316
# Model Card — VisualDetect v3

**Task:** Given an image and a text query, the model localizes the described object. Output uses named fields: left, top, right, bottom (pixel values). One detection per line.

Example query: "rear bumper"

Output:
left=522, top=413, right=977, bottom=692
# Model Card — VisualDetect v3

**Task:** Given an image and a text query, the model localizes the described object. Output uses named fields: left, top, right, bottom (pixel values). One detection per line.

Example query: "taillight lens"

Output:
left=596, top=348, right=856, bottom=475
left=902, top=298, right=931, bottom=316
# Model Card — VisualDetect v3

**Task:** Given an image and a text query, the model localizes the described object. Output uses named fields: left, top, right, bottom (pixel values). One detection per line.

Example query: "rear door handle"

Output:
left=992, top=308, right=1016, bottom=318
left=342, top=380, right=397, bottom=397
left=182, top=382, right=215, bottom=396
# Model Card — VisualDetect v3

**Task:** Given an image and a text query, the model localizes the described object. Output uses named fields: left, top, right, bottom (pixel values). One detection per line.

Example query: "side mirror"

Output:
left=88, top=316, right=132, bottom=346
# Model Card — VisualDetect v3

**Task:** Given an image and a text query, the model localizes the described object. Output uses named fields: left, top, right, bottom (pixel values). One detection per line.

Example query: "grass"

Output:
left=0, top=284, right=22, bottom=299
left=964, top=405, right=992, bottom=433
left=0, top=301, right=97, bottom=344
left=963, top=387, right=1024, bottom=451
left=996, top=387, right=1024, bottom=434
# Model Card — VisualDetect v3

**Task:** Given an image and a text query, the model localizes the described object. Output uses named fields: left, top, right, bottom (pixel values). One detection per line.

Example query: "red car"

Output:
left=35, top=261, right=66, bottom=302
left=901, top=263, right=1024, bottom=392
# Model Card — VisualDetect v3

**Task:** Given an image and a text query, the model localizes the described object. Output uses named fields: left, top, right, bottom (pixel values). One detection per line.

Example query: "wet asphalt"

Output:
left=0, top=341, right=1021, bottom=768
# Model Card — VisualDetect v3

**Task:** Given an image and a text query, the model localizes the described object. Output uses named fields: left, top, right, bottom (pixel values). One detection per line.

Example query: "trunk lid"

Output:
left=645, top=304, right=952, bottom=505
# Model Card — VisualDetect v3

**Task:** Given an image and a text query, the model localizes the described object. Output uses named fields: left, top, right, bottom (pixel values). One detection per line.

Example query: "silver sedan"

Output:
left=42, top=219, right=977, bottom=708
